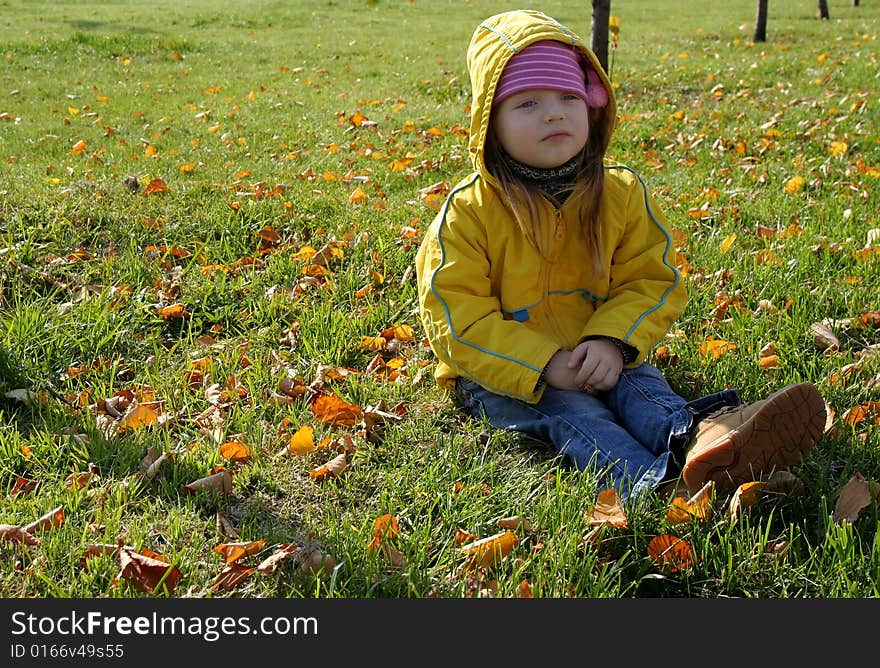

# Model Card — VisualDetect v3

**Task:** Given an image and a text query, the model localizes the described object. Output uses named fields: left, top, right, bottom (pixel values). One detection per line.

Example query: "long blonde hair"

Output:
left=485, top=105, right=613, bottom=272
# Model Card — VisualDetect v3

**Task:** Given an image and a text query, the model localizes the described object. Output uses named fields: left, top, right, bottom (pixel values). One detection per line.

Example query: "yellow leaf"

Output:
left=117, top=404, right=159, bottom=432
left=459, top=530, right=518, bottom=570
left=665, top=481, right=714, bottom=524
left=783, top=176, right=805, bottom=194
left=719, top=233, right=736, bottom=254
left=287, top=426, right=316, bottom=455
left=728, top=481, right=765, bottom=521
left=348, top=187, right=368, bottom=204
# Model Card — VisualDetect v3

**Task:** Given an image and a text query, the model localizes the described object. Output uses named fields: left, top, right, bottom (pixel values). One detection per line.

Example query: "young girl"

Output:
left=415, top=9, right=827, bottom=499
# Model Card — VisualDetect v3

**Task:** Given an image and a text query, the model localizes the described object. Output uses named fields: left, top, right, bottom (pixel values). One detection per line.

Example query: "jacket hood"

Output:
left=465, top=10, right=617, bottom=178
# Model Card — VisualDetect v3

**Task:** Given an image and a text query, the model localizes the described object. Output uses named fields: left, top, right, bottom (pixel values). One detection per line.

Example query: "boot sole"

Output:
left=681, top=382, right=827, bottom=494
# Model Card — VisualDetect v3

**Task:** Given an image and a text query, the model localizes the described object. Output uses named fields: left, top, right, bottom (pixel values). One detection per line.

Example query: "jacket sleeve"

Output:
left=580, top=175, right=687, bottom=362
left=415, top=196, right=561, bottom=403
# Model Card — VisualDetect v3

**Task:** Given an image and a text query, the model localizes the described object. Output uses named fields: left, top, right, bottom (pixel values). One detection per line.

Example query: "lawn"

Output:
left=1, top=0, right=878, bottom=598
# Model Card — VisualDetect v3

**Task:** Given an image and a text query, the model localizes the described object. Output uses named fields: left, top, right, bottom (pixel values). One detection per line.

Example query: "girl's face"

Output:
left=491, top=89, right=589, bottom=169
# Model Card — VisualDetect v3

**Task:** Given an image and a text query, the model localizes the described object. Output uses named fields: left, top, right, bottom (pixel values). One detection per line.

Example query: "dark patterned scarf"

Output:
left=500, top=150, right=581, bottom=205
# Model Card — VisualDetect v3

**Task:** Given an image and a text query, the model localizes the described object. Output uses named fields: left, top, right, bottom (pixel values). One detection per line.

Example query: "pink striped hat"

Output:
left=493, top=40, right=608, bottom=108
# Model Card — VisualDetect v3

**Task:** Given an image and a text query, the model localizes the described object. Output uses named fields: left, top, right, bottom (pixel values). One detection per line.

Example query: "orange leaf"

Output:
left=287, top=425, right=316, bottom=455
left=70, top=139, right=86, bottom=155
left=117, top=404, right=159, bottom=432
left=214, top=539, right=266, bottom=564
left=516, top=579, right=534, bottom=598
left=459, top=530, right=518, bottom=570
left=348, top=187, right=369, bottom=204
left=309, top=453, right=348, bottom=481
left=310, top=394, right=362, bottom=426
left=665, top=481, right=714, bottom=524
left=719, top=233, right=736, bottom=254
left=647, top=534, right=695, bottom=574
left=118, top=547, right=184, bottom=594
left=699, top=339, right=737, bottom=359
left=367, top=514, right=399, bottom=551
left=585, top=488, right=628, bottom=528
left=155, top=303, right=189, bottom=319
left=142, top=177, right=169, bottom=195
left=220, top=440, right=251, bottom=463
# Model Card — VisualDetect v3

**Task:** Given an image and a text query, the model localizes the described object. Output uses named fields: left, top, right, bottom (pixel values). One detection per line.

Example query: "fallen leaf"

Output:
left=647, top=534, right=695, bottom=574
left=728, top=481, right=765, bottom=521
left=832, top=472, right=875, bottom=524
left=214, top=540, right=266, bottom=564
left=118, top=547, right=184, bottom=594
left=367, top=514, right=399, bottom=551
left=459, top=530, right=518, bottom=570
left=515, top=579, right=534, bottom=598
left=809, top=322, right=840, bottom=352
left=310, top=394, right=362, bottom=426
left=300, top=550, right=336, bottom=577
left=220, top=440, right=251, bottom=463
left=496, top=515, right=531, bottom=531
left=181, top=470, right=233, bottom=495
left=142, top=177, right=169, bottom=195
left=256, top=543, right=299, bottom=574
left=585, top=488, right=628, bottom=528
left=23, top=505, right=64, bottom=534
left=212, top=563, right=254, bottom=591
left=0, top=525, right=41, bottom=546
left=287, top=425, right=316, bottom=455
left=665, top=481, right=714, bottom=524
left=309, top=453, right=348, bottom=481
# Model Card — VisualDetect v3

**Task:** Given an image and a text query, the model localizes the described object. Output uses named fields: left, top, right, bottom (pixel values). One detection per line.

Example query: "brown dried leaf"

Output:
left=256, top=543, right=299, bottom=574
left=118, top=547, right=184, bottom=594
left=212, top=563, right=254, bottom=591
left=809, top=322, right=840, bottom=352
left=832, top=472, right=875, bottom=524
left=23, top=505, right=65, bottom=534
left=585, top=488, right=628, bottom=528
left=0, top=524, right=41, bottom=546
left=181, top=470, right=233, bottom=495
left=496, top=515, right=531, bottom=531
left=309, top=453, right=348, bottom=481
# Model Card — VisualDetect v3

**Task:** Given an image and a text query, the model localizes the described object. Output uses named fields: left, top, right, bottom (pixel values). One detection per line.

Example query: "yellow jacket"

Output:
left=415, top=10, right=686, bottom=403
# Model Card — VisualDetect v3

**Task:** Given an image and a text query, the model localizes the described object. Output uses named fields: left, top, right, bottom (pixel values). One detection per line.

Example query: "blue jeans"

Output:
left=455, top=363, right=740, bottom=499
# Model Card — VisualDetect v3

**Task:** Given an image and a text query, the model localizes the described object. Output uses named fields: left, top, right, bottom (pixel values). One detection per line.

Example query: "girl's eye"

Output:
left=562, top=93, right=578, bottom=101
left=516, top=100, right=536, bottom=109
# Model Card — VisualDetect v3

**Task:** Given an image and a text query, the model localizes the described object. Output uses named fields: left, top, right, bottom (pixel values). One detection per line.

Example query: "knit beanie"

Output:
left=493, top=40, right=608, bottom=109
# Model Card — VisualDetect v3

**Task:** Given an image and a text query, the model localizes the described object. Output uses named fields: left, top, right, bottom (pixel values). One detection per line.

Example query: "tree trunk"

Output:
left=753, top=0, right=768, bottom=43
left=852, top=0, right=860, bottom=7
left=591, top=0, right=611, bottom=74
left=818, top=0, right=830, bottom=19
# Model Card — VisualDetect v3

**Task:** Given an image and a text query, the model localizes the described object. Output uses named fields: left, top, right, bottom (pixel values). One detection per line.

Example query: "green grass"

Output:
left=1, top=0, right=878, bottom=598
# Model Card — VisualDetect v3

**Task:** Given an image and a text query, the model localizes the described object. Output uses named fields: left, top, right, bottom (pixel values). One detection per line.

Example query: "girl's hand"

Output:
left=568, top=339, right=623, bottom=392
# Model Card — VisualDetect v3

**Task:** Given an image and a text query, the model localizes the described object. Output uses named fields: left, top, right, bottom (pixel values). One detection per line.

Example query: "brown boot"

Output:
left=681, top=382, right=827, bottom=494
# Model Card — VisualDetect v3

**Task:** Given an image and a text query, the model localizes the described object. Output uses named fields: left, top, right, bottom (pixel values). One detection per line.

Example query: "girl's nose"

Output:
left=544, top=102, right=564, bottom=121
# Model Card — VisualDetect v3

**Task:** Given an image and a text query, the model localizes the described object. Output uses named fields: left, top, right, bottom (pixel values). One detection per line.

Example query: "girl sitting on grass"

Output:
left=415, top=9, right=827, bottom=499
